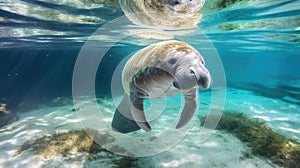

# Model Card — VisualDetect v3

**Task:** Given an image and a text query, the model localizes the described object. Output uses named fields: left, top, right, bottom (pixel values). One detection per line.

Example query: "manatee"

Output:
left=112, top=40, right=211, bottom=133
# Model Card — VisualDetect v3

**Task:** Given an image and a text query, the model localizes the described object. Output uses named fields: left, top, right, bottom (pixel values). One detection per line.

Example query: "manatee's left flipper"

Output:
left=111, top=95, right=141, bottom=133
left=176, top=89, right=198, bottom=129
left=130, top=90, right=151, bottom=132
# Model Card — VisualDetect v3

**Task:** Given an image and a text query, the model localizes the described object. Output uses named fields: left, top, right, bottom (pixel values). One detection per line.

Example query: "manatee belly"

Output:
left=130, top=67, right=180, bottom=98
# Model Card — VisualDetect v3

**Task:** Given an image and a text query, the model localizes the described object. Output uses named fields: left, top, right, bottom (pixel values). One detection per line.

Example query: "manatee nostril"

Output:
left=197, top=76, right=207, bottom=86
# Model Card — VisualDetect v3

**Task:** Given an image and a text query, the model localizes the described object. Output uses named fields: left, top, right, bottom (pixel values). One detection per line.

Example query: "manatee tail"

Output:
left=111, top=95, right=141, bottom=133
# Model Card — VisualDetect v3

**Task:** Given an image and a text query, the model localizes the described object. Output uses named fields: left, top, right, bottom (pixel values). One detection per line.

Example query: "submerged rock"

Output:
left=16, top=129, right=101, bottom=158
left=16, top=129, right=137, bottom=166
left=200, top=112, right=300, bottom=168
left=0, top=103, right=10, bottom=114
left=0, top=103, right=16, bottom=127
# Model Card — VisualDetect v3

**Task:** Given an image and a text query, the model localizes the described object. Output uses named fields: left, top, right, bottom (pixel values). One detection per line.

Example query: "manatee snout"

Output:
left=197, top=72, right=211, bottom=88
left=173, top=64, right=211, bottom=90
left=193, top=68, right=210, bottom=89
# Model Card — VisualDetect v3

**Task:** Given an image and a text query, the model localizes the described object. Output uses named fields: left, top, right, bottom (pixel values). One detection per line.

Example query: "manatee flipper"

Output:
left=130, top=90, right=151, bottom=132
left=176, top=89, right=198, bottom=129
left=112, top=95, right=141, bottom=133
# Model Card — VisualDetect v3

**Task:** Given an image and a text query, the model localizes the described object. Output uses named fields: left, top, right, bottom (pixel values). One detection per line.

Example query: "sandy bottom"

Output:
left=1, top=87, right=299, bottom=167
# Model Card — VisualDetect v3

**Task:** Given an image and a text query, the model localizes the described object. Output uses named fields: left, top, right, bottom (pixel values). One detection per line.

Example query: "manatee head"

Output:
left=170, top=50, right=211, bottom=90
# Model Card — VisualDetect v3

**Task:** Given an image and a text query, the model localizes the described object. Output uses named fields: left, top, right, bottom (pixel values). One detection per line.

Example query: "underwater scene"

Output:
left=0, top=0, right=300, bottom=167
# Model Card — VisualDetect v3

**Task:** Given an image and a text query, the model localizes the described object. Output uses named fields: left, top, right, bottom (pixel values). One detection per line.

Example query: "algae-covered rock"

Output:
left=0, top=103, right=16, bottom=127
left=16, top=129, right=137, bottom=166
left=0, top=103, right=10, bottom=114
left=16, top=129, right=104, bottom=158
left=16, top=130, right=97, bottom=158
left=200, top=112, right=300, bottom=168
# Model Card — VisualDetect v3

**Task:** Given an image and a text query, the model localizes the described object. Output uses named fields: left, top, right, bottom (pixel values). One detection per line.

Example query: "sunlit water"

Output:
left=0, top=0, right=299, bottom=167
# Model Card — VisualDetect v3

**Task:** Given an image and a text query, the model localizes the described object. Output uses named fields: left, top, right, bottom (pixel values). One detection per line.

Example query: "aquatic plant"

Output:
left=200, top=112, right=300, bottom=168
left=16, top=129, right=137, bottom=167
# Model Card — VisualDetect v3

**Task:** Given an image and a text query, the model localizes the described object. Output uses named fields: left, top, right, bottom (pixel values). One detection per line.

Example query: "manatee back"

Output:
left=122, top=40, right=196, bottom=94
left=122, top=42, right=161, bottom=94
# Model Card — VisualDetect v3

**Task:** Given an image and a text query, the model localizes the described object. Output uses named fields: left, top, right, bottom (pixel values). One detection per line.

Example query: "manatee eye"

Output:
left=168, top=58, right=177, bottom=65
left=201, top=60, right=205, bottom=65
left=190, top=69, right=195, bottom=75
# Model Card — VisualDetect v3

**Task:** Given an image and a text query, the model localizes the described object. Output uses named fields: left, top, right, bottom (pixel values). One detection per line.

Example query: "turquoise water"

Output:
left=0, top=0, right=300, bottom=167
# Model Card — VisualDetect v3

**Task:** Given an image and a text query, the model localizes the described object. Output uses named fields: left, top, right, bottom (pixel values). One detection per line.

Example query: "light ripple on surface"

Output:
left=0, top=0, right=299, bottom=49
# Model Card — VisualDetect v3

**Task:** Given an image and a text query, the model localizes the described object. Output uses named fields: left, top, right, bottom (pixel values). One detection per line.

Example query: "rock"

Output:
left=0, top=103, right=9, bottom=114
left=0, top=103, right=16, bottom=127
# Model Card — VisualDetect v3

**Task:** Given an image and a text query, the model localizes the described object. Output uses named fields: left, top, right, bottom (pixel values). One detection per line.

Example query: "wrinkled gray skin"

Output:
left=112, top=40, right=211, bottom=133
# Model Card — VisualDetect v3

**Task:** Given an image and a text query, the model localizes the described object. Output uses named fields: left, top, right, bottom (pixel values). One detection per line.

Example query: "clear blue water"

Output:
left=0, top=0, right=299, bottom=109
left=0, top=0, right=300, bottom=167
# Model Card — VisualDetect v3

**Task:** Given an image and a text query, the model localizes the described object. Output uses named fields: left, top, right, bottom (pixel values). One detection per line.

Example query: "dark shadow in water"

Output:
left=0, top=49, right=79, bottom=112
left=231, top=82, right=300, bottom=105
left=0, top=44, right=140, bottom=127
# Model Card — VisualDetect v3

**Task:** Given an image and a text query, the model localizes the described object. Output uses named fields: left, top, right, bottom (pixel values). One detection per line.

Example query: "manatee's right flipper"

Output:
left=130, top=90, right=151, bottom=132
left=111, top=95, right=141, bottom=133
left=176, top=88, right=198, bottom=129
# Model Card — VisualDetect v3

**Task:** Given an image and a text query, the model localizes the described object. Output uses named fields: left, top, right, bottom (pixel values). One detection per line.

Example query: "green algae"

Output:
left=200, top=112, right=300, bottom=168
